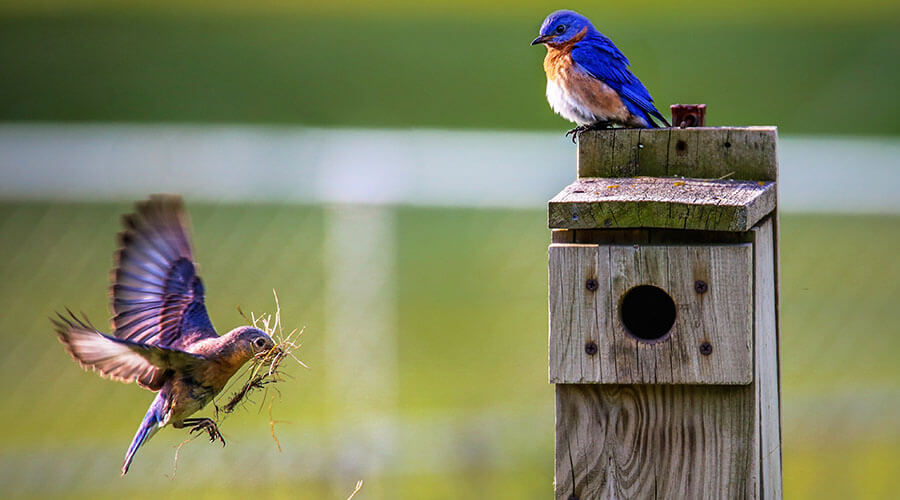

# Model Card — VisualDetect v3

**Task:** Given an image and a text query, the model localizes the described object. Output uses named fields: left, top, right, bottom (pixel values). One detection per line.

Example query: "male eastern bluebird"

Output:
left=53, top=196, right=277, bottom=476
left=532, top=10, right=670, bottom=140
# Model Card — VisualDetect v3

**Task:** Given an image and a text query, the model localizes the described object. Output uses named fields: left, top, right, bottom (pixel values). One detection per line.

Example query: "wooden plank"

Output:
left=555, top=384, right=757, bottom=500
left=549, top=244, right=606, bottom=383
left=577, top=127, right=615, bottom=178
left=609, top=128, right=643, bottom=177
left=633, top=128, right=670, bottom=177
left=607, top=244, right=675, bottom=383
left=752, top=218, right=783, bottom=498
left=577, top=127, right=777, bottom=181
left=548, top=243, right=753, bottom=384
left=692, top=128, right=778, bottom=181
left=666, top=245, right=755, bottom=385
left=667, top=127, right=703, bottom=178
left=607, top=245, right=642, bottom=383
left=549, top=177, right=775, bottom=231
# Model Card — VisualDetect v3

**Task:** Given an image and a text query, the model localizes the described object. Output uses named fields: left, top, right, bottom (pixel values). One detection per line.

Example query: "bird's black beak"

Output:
left=531, top=35, right=554, bottom=46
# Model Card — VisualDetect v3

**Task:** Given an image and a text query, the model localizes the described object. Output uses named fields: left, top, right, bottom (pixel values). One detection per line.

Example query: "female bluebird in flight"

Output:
left=532, top=10, right=670, bottom=140
left=53, top=196, right=277, bottom=476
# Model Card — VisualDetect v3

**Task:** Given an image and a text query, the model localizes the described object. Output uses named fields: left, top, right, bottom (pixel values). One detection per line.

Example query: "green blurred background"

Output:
left=1, top=0, right=899, bottom=134
left=1, top=1, right=899, bottom=498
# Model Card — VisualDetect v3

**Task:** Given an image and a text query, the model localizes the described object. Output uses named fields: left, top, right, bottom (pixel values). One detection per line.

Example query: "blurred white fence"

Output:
left=1, top=123, right=898, bottom=212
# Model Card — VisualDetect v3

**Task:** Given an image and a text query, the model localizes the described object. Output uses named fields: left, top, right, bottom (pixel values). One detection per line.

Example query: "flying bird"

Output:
left=53, top=196, right=277, bottom=476
left=532, top=10, right=670, bottom=140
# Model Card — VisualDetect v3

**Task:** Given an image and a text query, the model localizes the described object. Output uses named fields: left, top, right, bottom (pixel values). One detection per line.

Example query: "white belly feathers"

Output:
left=546, top=78, right=593, bottom=125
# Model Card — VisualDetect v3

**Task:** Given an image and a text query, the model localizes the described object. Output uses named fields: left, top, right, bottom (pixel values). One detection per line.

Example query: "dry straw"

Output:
left=221, top=289, right=308, bottom=416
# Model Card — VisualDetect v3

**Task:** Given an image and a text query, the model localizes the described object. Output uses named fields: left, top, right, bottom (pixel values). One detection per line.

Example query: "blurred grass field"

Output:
left=0, top=1, right=898, bottom=135
left=0, top=202, right=897, bottom=498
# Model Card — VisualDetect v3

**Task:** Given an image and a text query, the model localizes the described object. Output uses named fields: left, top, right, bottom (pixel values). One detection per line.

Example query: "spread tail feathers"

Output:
left=121, top=398, right=165, bottom=476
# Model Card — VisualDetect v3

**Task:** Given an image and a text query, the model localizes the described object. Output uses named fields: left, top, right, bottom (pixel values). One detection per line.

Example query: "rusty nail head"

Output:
left=586, top=278, right=599, bottom=292
left=585, top=341, right=598, bottom=356
left=694, top=280, right=708, bottom=294
left=671, top=104, right=706, bottom=128
left=699, top=342, right=713, bottom=356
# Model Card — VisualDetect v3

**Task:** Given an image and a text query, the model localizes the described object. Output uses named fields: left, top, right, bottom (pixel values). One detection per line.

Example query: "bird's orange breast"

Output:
left=201, top=351, right=253, bottom=391
left=542, top=28, right=587, bottom=82
left=543, top=47, right=569, bottom=82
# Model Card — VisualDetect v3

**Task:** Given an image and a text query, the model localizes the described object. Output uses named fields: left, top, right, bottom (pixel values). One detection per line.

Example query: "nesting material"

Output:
left=219, top=290, right=307, bottom=416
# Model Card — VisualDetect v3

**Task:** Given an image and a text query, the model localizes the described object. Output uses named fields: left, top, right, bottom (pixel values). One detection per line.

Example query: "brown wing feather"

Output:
left=54, top=311, right=205, bottom=391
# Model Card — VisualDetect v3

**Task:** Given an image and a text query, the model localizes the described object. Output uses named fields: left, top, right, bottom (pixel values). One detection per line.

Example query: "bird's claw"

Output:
left=565, top=122, right=612, bottom=143
left=565, top=126, right=583, bottom=143
left=187, top=418, right=226, bottom=447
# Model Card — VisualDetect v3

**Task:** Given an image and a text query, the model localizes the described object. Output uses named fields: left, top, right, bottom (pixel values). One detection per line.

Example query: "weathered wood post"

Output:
left=548, top=123, right=782, bottom=499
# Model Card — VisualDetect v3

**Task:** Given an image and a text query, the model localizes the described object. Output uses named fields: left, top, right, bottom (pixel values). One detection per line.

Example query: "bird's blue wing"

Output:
left=571, top=35, right=669, bottom=127
left=111, top=196, right=217, bottom=350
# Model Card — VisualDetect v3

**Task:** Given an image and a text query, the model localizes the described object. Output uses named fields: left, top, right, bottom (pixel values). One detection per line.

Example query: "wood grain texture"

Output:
left=555, top=384, right=757, bottom=500
left=577, top=127, right=777, bottom=181
left=549, top=244, right=608, bottom=383
left=549, top=243, right=753, bottom=385
left=549, top=177, right=776, bottom=231
left=752, top=218, right=783, bottom=498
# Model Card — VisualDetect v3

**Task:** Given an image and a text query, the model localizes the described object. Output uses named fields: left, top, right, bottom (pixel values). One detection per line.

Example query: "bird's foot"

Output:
left=565, top=125, right=587, bottom=143
left=183, top=418, right=226, bottom=447
left=565, top=122, right=612, bottom=143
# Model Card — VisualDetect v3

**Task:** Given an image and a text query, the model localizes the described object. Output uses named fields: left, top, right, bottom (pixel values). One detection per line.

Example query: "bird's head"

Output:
left=226, top=326, right=277, bottom=358
left=531, top=10, right=593, bottom=47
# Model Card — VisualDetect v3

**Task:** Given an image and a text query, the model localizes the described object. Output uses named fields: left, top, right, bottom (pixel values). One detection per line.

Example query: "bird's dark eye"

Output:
left=254, top=338, right=266, bottom=348
left=555, top=24, right=566, bottom=34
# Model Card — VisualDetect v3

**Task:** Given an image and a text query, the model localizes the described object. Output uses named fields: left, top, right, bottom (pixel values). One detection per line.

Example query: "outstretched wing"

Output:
left=111, top=195, right=217, bottom=350
left=572, top=35, right=670, bottom=127
left=54, top=312, right=205, bottom=390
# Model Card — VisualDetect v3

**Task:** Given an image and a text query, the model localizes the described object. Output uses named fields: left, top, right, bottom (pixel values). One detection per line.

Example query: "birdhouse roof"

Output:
left=549, top=176, right=775, bottom=232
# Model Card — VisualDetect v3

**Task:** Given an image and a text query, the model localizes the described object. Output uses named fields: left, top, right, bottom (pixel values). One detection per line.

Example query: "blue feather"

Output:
left=121, top=395, right=166, bottom=476
left=571, top=32, right=669, bottom=127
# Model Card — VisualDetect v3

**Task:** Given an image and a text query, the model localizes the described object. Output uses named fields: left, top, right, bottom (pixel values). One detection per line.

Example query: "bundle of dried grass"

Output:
left=218, top=289, right=307, bottom=417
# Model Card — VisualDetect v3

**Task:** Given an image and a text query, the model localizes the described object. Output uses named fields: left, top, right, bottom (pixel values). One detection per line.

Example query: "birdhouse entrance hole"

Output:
left=620, top=285, right=676, bottom=342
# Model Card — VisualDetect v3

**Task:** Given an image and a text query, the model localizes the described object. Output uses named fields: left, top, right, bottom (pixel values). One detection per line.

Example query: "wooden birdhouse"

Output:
left=548, top=126, right=782, bottom=499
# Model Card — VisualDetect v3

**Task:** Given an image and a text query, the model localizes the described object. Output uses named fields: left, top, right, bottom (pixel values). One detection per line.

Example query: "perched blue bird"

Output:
left=53, top=196, right=277, bottom=476
left=532, top=10, right=670, bottom=140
